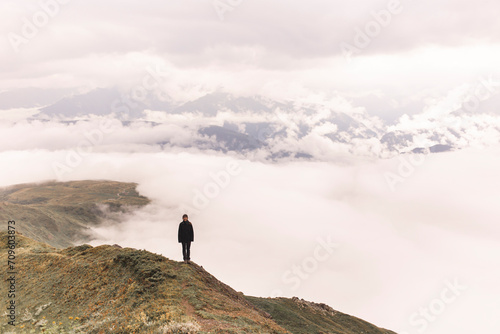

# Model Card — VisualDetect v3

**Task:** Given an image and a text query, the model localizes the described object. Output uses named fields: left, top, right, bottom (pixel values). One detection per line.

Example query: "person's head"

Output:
left=182, top=214, right=188, bottom=221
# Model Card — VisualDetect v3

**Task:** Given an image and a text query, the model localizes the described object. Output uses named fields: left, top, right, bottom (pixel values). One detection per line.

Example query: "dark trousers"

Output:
left=182, top=242, right=191, bottom=260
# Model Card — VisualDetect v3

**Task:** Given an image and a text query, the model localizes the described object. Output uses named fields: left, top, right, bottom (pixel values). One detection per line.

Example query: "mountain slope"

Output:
left=0, top=232, right=287, bottom=333
left=28, top=88, right=500, bottom=157
left=0, top=180, right=150, bottom=248
left=198, top=125, right=267, bottom=152
left=0, top=233, right=397, bottom=334
left=0, top=180, right=398, bottom=333
left=245, top=296, right=397, bottom=334
left=38, top=88, right=172, bottom=119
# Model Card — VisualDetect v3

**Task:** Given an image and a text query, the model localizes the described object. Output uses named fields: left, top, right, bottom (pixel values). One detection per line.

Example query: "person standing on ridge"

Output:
left=178, top=214, right=194, bottom=263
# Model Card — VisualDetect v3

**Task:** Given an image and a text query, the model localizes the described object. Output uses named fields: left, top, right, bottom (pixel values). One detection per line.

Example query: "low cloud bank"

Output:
left=0, top=145, right=498, bottom=334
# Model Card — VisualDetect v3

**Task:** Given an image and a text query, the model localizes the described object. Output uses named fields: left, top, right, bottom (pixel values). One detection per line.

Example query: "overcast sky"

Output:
left=1, top=1, right=500, bottom=334
left=2, top=0, right=500, bottom=119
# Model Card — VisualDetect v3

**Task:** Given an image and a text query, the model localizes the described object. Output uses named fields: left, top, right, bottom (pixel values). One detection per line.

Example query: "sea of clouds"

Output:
left=0, top=118, right=498, bottom=334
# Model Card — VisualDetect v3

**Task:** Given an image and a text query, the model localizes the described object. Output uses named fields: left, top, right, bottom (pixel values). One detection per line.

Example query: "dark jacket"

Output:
left=178, top=220, right=194, bottom=243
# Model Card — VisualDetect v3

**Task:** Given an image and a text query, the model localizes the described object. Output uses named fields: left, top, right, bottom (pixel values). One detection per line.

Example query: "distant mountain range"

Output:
left=0, top=180, right=397, bottom=334
left=3, top=87, right=500, bottom=158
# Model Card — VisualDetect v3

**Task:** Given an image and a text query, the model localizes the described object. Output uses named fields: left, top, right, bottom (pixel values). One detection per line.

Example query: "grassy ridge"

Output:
left=0, top=234, right=398, bottom=334
left=0, top=232, right=289, bottom=333
left=0, top=180, right=150, bottom=248
left=245, top=296, right=397, bottom=334
left=0, top=180, right=398, bottom=334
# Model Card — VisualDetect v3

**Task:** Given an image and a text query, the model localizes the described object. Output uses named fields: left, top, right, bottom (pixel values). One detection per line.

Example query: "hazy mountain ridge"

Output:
left=5, top=87, right=499, bottom=157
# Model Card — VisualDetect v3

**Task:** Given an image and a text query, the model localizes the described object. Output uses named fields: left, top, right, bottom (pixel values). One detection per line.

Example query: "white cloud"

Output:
left=2, top=0, right=500, bottom=120
left=0, top=145, right=499, bottom=334
left=1, top=2, right=500, bottom=333
left=0, top=107, right=40, bottom=121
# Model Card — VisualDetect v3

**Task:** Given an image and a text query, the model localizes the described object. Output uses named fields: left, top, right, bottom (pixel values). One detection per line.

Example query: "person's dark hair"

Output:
left=182, top=214, right=188, bottom=218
